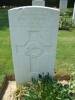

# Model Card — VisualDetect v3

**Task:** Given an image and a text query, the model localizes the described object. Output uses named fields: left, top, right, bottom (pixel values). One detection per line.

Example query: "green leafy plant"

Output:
left=69, top=72, right=75, bottom=98
left=59, top=8, right=75, bottom=31
left=59, top=12, right=73, bottom=30
left=14, top=73, right=75, bottom=100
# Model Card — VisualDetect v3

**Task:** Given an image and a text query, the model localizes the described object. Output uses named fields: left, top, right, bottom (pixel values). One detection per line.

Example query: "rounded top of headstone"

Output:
left=8, top=6, right=60, bottom=12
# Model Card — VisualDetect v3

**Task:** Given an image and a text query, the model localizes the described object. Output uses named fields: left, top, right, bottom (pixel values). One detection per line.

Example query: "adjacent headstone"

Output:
left=60, top=0, right=68, bottom=12
left=32, top=0, right=45, bottom=6
left=8, top=6, right=59, bottom=84
left=73, top=2, right=75, bottom=24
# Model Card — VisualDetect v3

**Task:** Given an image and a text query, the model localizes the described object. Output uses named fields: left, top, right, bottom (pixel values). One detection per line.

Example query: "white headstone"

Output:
left=8, top=6, right=59, bottom=84
left=73, top=2, right=75, bottom=24
left=32, top=0, right=45, bottom=6
left=60, top=0, right=68, bottom=12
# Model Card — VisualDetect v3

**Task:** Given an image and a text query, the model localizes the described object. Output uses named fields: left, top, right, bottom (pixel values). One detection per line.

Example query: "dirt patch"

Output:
left=55, top=74, right=70, bottom=81
left=2, top=81, right=16, bottom=100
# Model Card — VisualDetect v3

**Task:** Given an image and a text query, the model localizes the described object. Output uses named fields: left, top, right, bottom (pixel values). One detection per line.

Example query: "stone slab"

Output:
left=32, top=0, right=45, bottom=6
left=8, top=6, right=59, bottom=84
left=60, top=0, right=68, bottom=12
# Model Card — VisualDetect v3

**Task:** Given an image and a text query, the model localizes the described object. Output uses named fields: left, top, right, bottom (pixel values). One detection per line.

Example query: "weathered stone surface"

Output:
left=32, top=0, right=45, bottom=6
left=8, top=6, right=59, bottom=84
left=60, top=0, right=68, bottom=12
left=73, top=2, right=75, bottom=24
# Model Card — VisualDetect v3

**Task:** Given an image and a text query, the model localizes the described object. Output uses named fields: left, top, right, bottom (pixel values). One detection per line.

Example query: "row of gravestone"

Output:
left=32, top=0, right=75, bottom=23
left=32, top=0, right=68, bottom=12
left=8, top=0, right=75, bottom=84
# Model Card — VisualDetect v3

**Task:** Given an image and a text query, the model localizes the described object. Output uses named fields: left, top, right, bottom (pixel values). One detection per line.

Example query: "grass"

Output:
left=0, top=8, right=13, bottom=86
left=56, top=29, right=75, bottom=75
left=0, top=8, right=75, bottom=86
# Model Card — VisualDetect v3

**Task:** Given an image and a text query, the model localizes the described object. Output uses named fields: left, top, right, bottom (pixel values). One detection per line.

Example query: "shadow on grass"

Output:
left=0, top=8, right=9, bottom=30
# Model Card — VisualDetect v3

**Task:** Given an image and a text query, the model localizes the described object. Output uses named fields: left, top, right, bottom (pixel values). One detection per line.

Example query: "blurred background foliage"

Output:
left=0, top=0, right=74, bottom=8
